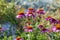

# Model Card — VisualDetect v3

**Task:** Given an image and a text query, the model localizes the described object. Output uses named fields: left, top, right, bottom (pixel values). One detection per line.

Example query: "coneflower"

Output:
left=24, top=25, right=33, bottom=32
left=45, top=16, right=58, bottom=24
left=52, top=24, right=60, bottom=32
left=38, top=25, right=44, bottom=28
left=28, top=7, right=36, bottom=12
left=16, top=12, right=25, bottom=18
left=16, top=36, right=24, bottom=40
left=25, top=11, right=35, bottom=17
left=41, top=28, right=49, bottom=33
left=36, top=8, right=45, bottom=14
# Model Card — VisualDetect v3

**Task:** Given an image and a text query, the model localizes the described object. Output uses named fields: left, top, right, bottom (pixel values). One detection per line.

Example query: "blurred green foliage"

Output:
left=0, top=0, right=18, bottom=25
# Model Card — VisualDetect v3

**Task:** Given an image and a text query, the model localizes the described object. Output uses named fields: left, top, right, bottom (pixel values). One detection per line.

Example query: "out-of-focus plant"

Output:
left=0, top=0, right=18, bottom=25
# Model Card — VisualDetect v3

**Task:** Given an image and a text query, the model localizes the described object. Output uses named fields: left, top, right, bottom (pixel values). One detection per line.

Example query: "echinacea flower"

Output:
left=38, top=25, right=44, bottom=28
left=45, top=16, right=52, bottom=20
left=49, top=18, right=58, bottom=24
left=16, top=36, right=23, bottom=40
left=16, top=12, right=25, bottom=18
left=36, top=8, right=45, bottom=14
left=41, top=28, right=49, bottom=33
left=57, top=20, right=60, bottom=24
left=45, top=16, right=58, bottom=24
left=25, top=12, right=35, bottom=17
left=52, top=24, right=60, bottom=32
left=38, top=25, right=49, bottom=33
left=28, top=7, right=36, bottom=12
left=25, top=7, right=36, bottom=17
left=27, top=26, right=33, bottom=29
left=24, top=25, right=33, bottom=32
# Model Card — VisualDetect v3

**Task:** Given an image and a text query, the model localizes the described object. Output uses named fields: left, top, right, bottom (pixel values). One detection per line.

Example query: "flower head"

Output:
left=57, top=20, right=60, bottom=24
left=27, top=26, right=33, bottom=29
left=49, top=18, right=58, bottom=24
left=24, top=25, right=33, bottom=32
left=41, top=28, right=49, bottom=33
left=55, top=24, right=60, bottom=29
left=16, top=12, right=25, bottom=18
left=38, top=25, right=44, bottom=28
left=46, top=16, right=58, bottom=24
left=16, top=36, right=23, bottom=40
left=18, top=12, right=24, bottom=15
left=52, top=24, right=60, bottom=32
left=25, top=11, right=35, bottom=17
left=28, top=7, right=36, bottom=12
left=36, top=8, right=45, bottom=14
left=45, top=16, right=52, bottom=20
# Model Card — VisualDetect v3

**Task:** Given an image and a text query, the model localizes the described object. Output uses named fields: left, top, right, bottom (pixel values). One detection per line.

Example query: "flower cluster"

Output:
left=16, top=7, right=60, bottom=33
left=16, top=7, right=45, bottom=18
